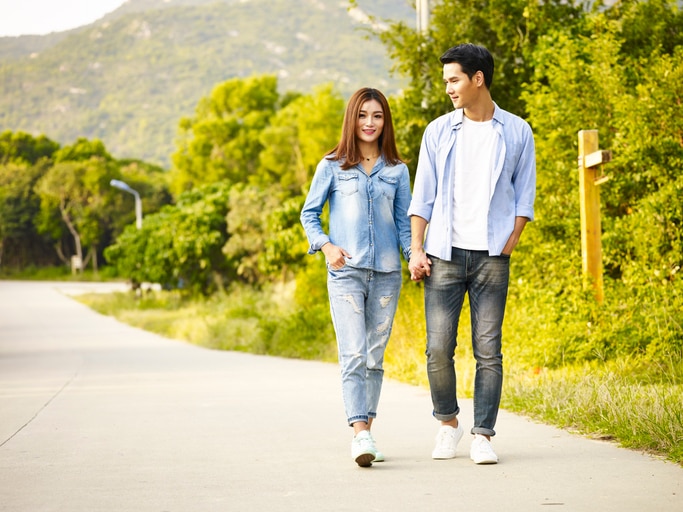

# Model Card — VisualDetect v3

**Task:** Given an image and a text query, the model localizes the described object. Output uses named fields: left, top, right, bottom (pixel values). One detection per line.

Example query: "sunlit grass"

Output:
left=502, top=359, right=683, bottom=463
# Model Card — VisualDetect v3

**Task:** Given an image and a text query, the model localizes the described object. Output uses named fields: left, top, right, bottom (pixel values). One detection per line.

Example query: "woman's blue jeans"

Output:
left=424, top=248, right=510, bottom=437
left=327, top=266, right=402, bottom=426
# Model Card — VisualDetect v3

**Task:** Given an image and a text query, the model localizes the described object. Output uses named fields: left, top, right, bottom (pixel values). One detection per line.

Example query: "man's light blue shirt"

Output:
left=408, top=104, right=536, bottom=259
left=301, top=156, right=412, bottom=272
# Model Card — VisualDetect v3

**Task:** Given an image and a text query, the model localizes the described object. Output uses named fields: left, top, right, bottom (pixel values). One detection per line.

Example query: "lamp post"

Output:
left=417, top=0, right=430, bottom=33
left=110, top=179, right=142, bottom=229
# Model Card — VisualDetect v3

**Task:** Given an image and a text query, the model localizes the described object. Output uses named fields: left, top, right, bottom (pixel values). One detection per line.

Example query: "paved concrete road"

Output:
left=0, top=280, right=680, bottom=511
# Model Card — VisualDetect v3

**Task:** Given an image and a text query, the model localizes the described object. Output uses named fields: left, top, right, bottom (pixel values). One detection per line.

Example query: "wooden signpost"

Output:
left=578, top=130, right=612, bottom=303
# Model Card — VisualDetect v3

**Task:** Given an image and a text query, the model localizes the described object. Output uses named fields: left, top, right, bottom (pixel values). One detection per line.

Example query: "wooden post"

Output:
left=578, top=130, right=612, bottom=303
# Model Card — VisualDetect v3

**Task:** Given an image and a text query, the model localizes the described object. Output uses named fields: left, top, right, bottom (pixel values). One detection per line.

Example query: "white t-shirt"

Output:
left=452, top=116, right=497, bottom=250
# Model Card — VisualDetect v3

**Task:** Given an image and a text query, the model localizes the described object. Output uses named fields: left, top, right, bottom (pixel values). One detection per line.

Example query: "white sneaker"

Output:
left=351, top=430, right=376, bottom=467
left=470, top=434, right=499, bottom=464
left=367, top=432, right=384, bottom=462
left=431, top=423, right=464, bottom=459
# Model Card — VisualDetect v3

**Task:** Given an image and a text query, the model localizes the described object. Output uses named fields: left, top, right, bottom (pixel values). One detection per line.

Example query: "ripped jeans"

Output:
left=327, top=266, right=402, bottom=426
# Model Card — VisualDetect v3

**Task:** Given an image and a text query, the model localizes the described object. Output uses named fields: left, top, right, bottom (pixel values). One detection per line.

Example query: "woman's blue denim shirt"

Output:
left=408, top=104, right=536, bottom=259
left=301, top=156, right=412, bottom=273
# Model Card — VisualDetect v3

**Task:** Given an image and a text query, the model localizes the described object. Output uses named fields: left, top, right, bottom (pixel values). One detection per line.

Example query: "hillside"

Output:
left=0, top=0, right=413, bottom=167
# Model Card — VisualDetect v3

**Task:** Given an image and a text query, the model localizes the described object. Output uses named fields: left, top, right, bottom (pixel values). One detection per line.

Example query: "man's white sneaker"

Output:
left=470, top=434, right=499, bottom=464
left=351, top=430, right=376, bottom=467
left=431, top=423, right=464, bottom=459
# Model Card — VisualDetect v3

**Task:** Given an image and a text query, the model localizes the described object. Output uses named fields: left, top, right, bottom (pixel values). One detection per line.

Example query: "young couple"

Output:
left=300, top=43, right=536, bottom=467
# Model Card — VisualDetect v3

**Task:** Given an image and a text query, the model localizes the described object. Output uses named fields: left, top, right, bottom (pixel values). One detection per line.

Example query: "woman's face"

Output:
left=355, top=99, right=384, bottom=144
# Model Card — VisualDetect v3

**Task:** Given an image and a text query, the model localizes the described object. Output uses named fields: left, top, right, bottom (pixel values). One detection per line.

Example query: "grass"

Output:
left=75, top=279, right=683, bottom=466
left=503, top=360, right=683, bottom=463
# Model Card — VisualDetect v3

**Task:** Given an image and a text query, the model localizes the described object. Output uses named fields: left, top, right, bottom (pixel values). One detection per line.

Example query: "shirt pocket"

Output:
left=334, top=172, right=359, bottom=196
left=377, top=174, right=398, bottom=200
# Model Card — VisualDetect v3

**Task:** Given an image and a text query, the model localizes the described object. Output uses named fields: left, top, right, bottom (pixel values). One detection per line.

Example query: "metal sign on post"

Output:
left=577, top=130, right=612, bottom=303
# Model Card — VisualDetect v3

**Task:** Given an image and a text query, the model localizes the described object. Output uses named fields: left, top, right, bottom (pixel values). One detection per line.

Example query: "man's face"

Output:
left=443, top=62, right=480, bottom=110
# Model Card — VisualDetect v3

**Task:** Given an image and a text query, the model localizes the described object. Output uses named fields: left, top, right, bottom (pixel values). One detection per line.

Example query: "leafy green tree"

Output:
left=258, top=84, right=345, bottom=194
left=259, top=196, right=311, bottom=281
left=171, top=75, right=280, bottom=193
left=0, top=160, right=56, bottom=267
left=105, top=182, right=231, bottom=294
left=54, top=137, right=112, bottom=163
left=35, top=156, right=118, bottom=272
left=103, top=208, right=177, bottom=289
left=222, top=184, right=276, bottom=284
left=0, top=131, right=59, bottom=165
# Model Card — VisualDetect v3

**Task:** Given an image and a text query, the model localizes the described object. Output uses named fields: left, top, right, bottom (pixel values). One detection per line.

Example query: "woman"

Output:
left=300, top=88, right=412, bottom=467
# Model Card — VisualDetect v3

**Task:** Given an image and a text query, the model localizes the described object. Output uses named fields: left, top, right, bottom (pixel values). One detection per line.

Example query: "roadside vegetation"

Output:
left=77, top=275, right=682, bottom=465
left=3, top=0, right=682, bottom=465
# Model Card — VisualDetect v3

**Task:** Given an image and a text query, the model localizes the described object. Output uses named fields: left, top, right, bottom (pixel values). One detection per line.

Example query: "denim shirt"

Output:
left=408, top=104, right=536, bottom=259
left=301, top=156, right=412, bottom=272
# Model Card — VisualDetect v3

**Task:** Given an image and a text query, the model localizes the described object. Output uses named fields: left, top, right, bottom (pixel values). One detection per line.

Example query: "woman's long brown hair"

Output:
left=326, top=88, right=403, bottom=170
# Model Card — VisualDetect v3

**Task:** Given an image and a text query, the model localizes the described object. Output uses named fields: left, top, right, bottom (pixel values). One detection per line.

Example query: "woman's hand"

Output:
left=321, top=242, right=352, bottom=270
left=409, top=248, right=432, bottom=282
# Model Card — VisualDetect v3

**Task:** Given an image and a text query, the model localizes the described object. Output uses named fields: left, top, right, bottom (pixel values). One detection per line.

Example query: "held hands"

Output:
left=409, top=249, right=432, bottom=282
left=321, top=242, right=351, bottom=270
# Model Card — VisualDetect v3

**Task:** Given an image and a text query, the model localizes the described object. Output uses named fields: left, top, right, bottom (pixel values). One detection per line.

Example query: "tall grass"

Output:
left=502, top=359, right=683, bottom=463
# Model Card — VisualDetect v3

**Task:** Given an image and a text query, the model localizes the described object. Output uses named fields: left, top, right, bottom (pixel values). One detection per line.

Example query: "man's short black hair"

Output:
left=440, top=43, right=494, bottom=89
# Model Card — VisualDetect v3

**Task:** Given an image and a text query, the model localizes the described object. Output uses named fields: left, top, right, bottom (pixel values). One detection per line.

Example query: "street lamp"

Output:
left=417, top=0, right=430, bottom=33
left=110, top=179, right=142, bottom=229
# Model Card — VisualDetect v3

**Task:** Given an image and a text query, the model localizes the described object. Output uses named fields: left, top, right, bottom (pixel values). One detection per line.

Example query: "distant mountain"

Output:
left=0, top=0, right=414, bottom=167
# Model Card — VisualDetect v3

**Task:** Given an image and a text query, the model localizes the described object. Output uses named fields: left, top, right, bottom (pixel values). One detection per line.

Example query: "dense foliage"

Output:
left=0, top=131, right=171, bottom=270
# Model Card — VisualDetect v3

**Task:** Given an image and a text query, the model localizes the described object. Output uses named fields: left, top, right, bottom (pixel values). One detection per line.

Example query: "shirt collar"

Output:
left=450, top=102, right=503, bottom=128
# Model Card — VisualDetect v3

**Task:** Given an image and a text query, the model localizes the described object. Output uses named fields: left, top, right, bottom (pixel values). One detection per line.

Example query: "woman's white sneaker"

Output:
left=367, top=432, right=384, bottom=462
left=351, top=430, right=376, bottom=467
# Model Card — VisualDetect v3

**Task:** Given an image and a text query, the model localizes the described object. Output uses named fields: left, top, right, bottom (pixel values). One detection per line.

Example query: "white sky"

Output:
left=0, top=0, right=128, bottom=37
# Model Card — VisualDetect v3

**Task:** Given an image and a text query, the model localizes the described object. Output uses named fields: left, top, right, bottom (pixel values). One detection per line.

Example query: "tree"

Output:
left=54, top=137, right=112, bottom=163
left=0, top=131, right=59, bottom=165
left=222, top=184, right=276, bottom=284
left=35, top=156, right=118, bottom=272
left=105, top=182, right=231, bottom=294
left=258, top=84, right=345, bottom=194
left=171, top=75, right=280, bottom=193
left=0, top=160, right=56, bottom=267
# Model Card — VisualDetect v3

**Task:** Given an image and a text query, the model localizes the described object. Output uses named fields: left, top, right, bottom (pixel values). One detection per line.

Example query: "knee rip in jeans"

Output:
left=376, top=315, right=390, bottom=334
left=379, top=295, right=393, bottom=308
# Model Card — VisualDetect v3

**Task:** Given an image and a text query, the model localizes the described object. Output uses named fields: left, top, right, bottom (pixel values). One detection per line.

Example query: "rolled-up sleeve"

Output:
left=394, top=164, right=413, bottom=261
left=407, top=126, right=438, bottom=222
left=300, top=159, right=332, bottom=254
left=512, top=123, right=536, bottom=221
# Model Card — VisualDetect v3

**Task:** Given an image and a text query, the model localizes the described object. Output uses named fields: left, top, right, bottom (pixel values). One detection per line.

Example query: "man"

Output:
left=408, top=43, right=536, bottom=464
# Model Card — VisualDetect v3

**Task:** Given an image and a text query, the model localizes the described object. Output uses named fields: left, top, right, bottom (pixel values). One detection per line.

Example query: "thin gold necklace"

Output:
left=364, top=153, right=380, bottom=161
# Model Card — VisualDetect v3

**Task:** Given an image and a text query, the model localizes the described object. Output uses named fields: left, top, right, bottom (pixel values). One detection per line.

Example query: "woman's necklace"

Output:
left=363, top=153, right=379, bottom=161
